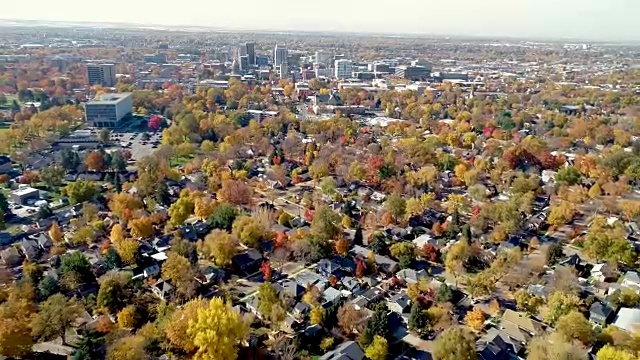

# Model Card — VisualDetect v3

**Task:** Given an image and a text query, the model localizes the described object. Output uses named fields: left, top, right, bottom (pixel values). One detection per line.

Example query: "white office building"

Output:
left=86, top=63, right=117, bottom=87
left=274, top=45, right=288, bottom=66
left=84, top=93, right=133, bottom=128
left=334, top=59, right=353, bottom=79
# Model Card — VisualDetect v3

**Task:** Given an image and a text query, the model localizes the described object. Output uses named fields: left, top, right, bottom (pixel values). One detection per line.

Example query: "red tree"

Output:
left=260, top=261, right=272, bottom=281
left=329, top=275, right=338, bottom=287
left=355, top=258, right=365, bottom=278
left=421, top=243, right=440, bottom=263
left=148, top=115, right=162, bottom=132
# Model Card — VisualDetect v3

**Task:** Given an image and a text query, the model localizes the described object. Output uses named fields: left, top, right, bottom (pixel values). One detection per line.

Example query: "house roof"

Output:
left=396, top=268, right=428, bottom=283
left=389, top=293, right=412, bottom=311
left=623, top=271, right=640, bottom=285
left=351, top=245, right=398, bottom=272
left=319, top=340, right=364, bottom=360
left=500, top=309, right=542, bottom=339
left=589, top=302, right=614, bottom=319
left=614, top=308, right=640, bottom=332
left=323, top=287, right=342, bottom=303
left=477, top=328, right=521, bottom=360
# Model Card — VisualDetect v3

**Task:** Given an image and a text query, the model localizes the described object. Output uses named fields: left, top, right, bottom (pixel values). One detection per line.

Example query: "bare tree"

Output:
left=272, top=334, right=297, bottom=360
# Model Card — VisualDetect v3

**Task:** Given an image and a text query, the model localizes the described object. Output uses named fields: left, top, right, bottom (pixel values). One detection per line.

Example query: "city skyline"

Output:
left=2, top=0, right=639, bottom=42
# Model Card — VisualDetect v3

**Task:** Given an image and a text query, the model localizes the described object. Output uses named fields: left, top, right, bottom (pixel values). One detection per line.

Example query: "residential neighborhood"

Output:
left=0, top=15, right=637, bottom=360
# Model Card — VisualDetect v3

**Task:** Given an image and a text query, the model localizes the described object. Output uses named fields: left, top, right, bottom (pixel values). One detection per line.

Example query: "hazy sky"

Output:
left=3, top=0, right=638, bottom=41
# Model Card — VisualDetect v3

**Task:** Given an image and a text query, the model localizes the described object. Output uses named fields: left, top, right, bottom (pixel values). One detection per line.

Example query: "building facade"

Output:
left=274, top=45, right=288, bottom=66
left=84, top=93, right=133, bottom=128
left=86, top=63, right=117, bottom=87
left=395, top=65, right=431, bottom=81
left=244, top=42, right=256, bottom=65
left=334, top=59, right=353, bottom=79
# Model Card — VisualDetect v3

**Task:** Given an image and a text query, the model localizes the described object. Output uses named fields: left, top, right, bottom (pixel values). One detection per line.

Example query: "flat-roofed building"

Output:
left=86, top=63, right=116, bottom=87
left=84, top=93, right=133, bottom=128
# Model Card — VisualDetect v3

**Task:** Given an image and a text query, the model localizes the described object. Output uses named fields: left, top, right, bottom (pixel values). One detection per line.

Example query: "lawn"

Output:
left=0, top=121, right=12, bottom=134
left=170, top=156, right=191, bottom=167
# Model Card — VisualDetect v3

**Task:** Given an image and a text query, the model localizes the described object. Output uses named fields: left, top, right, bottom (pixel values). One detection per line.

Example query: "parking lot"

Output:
left=110, top=131, right=162, bottom=161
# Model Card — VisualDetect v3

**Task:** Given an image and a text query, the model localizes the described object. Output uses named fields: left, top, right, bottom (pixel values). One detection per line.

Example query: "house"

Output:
left=0, top=156, right=12, bottom=173
left=33, top=233, right=52, bottom=250
left=621, top=271, right=640, bottom=292
left=589, top=302, right=615, bottom=326
left=0, top=232, right=12, bottom=246
left=387, top=293, right=412, bottom=318
left=10, top=186, right=39, bottom=205
left=497, top=310, right=543, bottom=344
left=152, top=235, right=172, bottom=252
left=195, top=266, right=226, bottom=285
left=294, top=302, right=311, bottom=317
left=282, top=314, right=303, bottom=333
left=323, top=287, right=342, bottom=306
left=232, top=249, right=262, bottom=274
left=351, top=245, right=399, bottom=274
left=396, top=268, right=428, bottom=284
left=19, top=238, right=40, bottom=260
left=279, top=279, right=306, bottom=300
left=152, top=279, right=175, bottom=301
left=318, top=259, right=342, bottom=277
left=293, top=270, right=329, bottom=292
left=613, top=308, right=640, bottom=332
left=341, top=276, right=362, bottom=294
left=591, top=263, right=612, bottom=282
left=178, top=224, right=198, bottom=241
left=319, top=340, right=365, bottom=360
left=0, top=247, right=21, bottom=267
left=477, top=328, right=521, bottom=360
left=559, top=254, right=582, bottom=269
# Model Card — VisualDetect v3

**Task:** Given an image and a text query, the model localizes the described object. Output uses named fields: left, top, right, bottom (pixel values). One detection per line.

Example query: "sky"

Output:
left=3, top=0, right=639, bottom=42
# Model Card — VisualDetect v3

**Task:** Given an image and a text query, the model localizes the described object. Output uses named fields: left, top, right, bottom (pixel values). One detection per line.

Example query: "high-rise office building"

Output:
left=87, top=63, right=117, bottom=87
left=334, top=59, right=353, bottom=79
left=244, top=43, right=256, bottom=65
left=239, top=55, right=249, bottom=72
left=274, top=45, right=288, bottom=67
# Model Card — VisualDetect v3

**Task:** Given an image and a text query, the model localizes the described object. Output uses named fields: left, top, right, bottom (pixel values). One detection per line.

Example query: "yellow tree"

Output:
left=365, top=335, right=388, bottom=360
left=187, top=298, right=250, bottom=360
left=165, top=298, right=208, bottom=353
left=108, top=193, right=143, bottom=221
left=115, top=238, right=139, bottom=265
left=48, top=221, right=63, bottom=245
left=110, top=223, right=125, bottom=243
left=465, top=307, right=485, bottom=332
left=117, top=305, right=138, bottom=328
left=194, top=197, right=216, bottom=221
left=197, top=230, right=239, bottom=267
left=444, top=194, right=468, bottom=214
left=129, top=216, right=154, bottom=238
left=107, top=335, right=148, bottom=360
left=310, top=306, right=325, bottom=325
left=596, top=345, right=635, bottom=360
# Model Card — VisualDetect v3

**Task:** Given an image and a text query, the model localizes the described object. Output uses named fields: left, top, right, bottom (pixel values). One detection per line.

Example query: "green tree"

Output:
left=257, top=282, right=281, bottom=320
left=436, top=284, right=453, bottom=303
left=365, top=335, right=388, bottom=360
left=367, top=302, right=390, bottom=339
left=514, top=289, right=544, bottom=316
left=208, top=202, right=238, bottom=231
left=59, top=252, right=94, bottom=287
left=311, top=205, right=341, bottom=241
left=104, top=247, right=122, bottom=269
left=99, top=129, right=111, bottom=144
left=37, top=276, right=60, bottom=300
left=384, top=193, right=407, bottom=223
left=232, top=215, right=267, bottom=248
left=555, top=166, right=581, bottom=185
left=433, top=327, right=477, bottom=360
left=30, top=294, right=82, bottom=345
left=64, top=180, right=97, bottom=204
left=97, top=272, right=131, bottom=314
left=408, top=303, right=428, bottom=334
left=39, top=165, right=66, bottom=189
